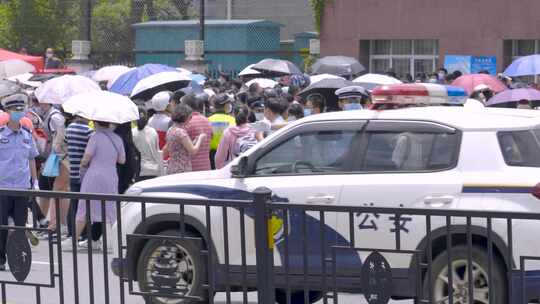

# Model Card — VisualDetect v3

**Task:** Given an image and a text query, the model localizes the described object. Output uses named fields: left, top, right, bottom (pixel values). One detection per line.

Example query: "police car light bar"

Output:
left=371, top=83, right=468, bottom=105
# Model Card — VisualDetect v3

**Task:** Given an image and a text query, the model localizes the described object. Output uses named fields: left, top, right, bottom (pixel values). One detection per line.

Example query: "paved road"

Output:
left=0, top=239, right=411, bottom=304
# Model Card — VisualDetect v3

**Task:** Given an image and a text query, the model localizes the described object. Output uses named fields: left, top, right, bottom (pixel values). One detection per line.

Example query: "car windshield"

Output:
left=498, top=130, right=540, bottom=167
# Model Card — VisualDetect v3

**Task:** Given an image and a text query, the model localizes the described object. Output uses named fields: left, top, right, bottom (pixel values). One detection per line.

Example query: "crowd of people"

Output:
left=0, top=69, right=373, bottom=257
left=0, top=58, right=535, bottom=261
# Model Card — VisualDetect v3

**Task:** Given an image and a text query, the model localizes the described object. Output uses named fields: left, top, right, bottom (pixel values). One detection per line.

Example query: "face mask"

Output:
left=303, top=108, right=312, bottom=117
left=438, top=72, right=446, bottom=80
left=31, top=106, right=43, bottom=117
left=9, top=111, right=24, bottom=123
left=46, top=53, right=53, bottom=59
left=255, top=112, right=264, bottom=121
left=428, top=78, right=438, bottom=83
left=344, top=103, right=362, bottom=111
left=288, top=116, right=297, bottom=122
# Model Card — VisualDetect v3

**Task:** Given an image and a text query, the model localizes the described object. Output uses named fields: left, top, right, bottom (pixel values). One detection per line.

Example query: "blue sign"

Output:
left=444, top=55, right=471, bottom=74
left=471, top=56, right=497, bottom=75
left=444, top=55, right=497, bottom=75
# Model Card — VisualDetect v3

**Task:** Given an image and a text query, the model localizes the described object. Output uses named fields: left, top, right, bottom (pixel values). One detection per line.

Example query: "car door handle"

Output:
left=306, top=194, right=335, bottom=204
left=424, top=195, right=454, bottom=206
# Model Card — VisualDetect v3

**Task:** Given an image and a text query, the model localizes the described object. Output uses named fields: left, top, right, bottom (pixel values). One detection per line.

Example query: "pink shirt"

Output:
left=185, top=112, right=212, bottom=171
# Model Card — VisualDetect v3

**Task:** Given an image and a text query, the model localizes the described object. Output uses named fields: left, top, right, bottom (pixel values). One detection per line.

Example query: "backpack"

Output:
left=233, top=132, right=258, bottom=157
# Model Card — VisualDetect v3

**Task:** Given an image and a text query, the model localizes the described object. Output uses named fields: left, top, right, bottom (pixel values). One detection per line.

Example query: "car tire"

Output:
left=275, top=289, right=323, bottom=304
left=424, top=245, right=506, bottom=304
left=137, top=229, right=208, bottom=304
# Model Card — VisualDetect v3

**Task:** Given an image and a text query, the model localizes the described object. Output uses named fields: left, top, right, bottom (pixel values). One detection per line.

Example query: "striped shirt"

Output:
left=65, top=122, right=93, bottom=181
left=185, top=112, right=213, bottom=171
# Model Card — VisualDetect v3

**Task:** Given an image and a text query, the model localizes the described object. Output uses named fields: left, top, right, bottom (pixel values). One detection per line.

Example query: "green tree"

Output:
left=91, top=0, right=132, bottom=65
left=0, top=0, right=79, bottom=57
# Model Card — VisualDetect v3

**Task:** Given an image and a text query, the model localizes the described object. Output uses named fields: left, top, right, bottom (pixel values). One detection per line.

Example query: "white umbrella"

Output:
left=310, top=74, right=345, bottom=84
left=246, top=78, right=278, bottom=89
left=106, top=67, right=135, bottom=90
left=0, top=59, right=36, bottom=79
left=63, top=91, right=139, bottom=124
left=238, top=64, right=261, bottom=76
left=7, top=73, right=42, bottom=88
left=35, top=75, right=101, bottom=104
left=353, top=73, right=402, bottom=85
left=130, top=71, right=192, bottom=100
left=93, top=65, right=131, bottom=82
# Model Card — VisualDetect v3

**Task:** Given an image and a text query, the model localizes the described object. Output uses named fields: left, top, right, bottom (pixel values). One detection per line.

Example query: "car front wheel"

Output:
left=137, top=229, right=208, bottom=304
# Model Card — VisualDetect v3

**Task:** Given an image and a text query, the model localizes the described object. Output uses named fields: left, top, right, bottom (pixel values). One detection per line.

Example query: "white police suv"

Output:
left=114, top=96, right=540, bottom=304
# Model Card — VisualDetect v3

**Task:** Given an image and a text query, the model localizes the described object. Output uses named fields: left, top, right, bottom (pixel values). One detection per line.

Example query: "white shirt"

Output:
left=148, top=113, right=171, bottom=132
left=132, top=126, right=163, bottom=177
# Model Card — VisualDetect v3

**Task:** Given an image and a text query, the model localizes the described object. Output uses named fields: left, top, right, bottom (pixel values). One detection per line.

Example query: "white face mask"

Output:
left=288, top=116, right=297, bottom=122
left=46, top=52, right=53, bottom=59
left=255, top=112, right=264, bottom=121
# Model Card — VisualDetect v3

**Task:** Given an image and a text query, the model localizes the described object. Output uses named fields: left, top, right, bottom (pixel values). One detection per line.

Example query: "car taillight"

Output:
left=532, top=183, right=540, bottom=199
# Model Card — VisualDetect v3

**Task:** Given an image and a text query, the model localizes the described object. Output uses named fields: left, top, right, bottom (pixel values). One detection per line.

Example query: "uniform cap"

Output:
left=335, top=85, right=369, bottom=99
left=151, top=91, right=172, bottom=111
left=1, top=93, right=28, bottom=110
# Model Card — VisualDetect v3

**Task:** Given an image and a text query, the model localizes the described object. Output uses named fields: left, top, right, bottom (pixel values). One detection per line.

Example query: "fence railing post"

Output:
left=253, top=187, right=275, bottom=304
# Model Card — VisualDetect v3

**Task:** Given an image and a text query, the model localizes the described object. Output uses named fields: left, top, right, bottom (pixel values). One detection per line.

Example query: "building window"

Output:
left=369, top=39, right=439, bottom=80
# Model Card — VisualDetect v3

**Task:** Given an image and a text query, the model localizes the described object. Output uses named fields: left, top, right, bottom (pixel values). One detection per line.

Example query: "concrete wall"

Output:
left=206, top=0, right=314, bottom=39
left=320, top=0, right=540, bottom=72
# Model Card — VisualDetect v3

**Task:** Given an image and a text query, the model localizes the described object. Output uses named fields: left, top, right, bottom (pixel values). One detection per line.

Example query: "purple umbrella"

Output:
left=486, top=88, right=540, bottom=107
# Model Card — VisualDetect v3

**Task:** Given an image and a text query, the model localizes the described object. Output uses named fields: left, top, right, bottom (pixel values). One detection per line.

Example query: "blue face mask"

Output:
left=9, top=111, right=25, bottom=123
left=344, top=103, right=362, bottom=111
left=303, top=108, right=312, bottom=117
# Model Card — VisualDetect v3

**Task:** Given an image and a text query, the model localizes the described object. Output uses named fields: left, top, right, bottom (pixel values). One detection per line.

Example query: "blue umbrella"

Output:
left=109, top=64, right=176, bottom=96
left=503, top=54, right=540, bottom=77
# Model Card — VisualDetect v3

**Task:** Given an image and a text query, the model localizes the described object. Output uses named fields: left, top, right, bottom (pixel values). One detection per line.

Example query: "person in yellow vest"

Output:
left=208, top=94, right=235, bottom=169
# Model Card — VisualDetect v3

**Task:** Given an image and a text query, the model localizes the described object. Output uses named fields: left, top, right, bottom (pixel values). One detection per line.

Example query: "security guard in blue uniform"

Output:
left=0, top=93, right=39, bottom=270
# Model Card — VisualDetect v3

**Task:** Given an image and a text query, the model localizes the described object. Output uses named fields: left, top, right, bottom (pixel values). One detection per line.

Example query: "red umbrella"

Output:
left=451, top=73, right=507, bottom=95
left=0, top=48, right=44, bottom=71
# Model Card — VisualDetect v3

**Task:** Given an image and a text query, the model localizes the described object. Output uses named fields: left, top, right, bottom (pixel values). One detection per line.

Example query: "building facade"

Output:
left=206, top=0, right=314, bottom=39
left=320, top=0, right=540, bottom=78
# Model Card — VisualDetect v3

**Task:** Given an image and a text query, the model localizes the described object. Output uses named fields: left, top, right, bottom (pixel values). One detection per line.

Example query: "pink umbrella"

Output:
left=451, top=74, right=507, bottom=95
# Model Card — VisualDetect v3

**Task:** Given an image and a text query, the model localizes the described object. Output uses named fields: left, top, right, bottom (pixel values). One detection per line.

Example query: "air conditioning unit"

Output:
left=309, top=39, right=320, bottom=55
left=71, top=40, right=91, bottom=60
left=185, top=40, right=204, bottom=61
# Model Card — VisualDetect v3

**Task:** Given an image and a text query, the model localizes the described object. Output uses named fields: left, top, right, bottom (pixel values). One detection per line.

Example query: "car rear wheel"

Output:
left=137, top=229, right=208, bottom=304
left=424, top=245, right=506, bottom=304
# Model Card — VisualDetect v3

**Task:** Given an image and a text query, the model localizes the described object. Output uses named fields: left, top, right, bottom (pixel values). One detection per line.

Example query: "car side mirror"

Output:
left=231, top=156, right=249, bottom=178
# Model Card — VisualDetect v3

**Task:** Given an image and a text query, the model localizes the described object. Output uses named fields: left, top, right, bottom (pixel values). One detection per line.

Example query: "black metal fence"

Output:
left=0, top=188, right=539, bottom=304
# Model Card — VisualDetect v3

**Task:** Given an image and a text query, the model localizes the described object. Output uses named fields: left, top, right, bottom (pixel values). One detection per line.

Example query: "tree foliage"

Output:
left=0, top=0, right=196, bottom=65
left=0, top=0, right=79, bottom=56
